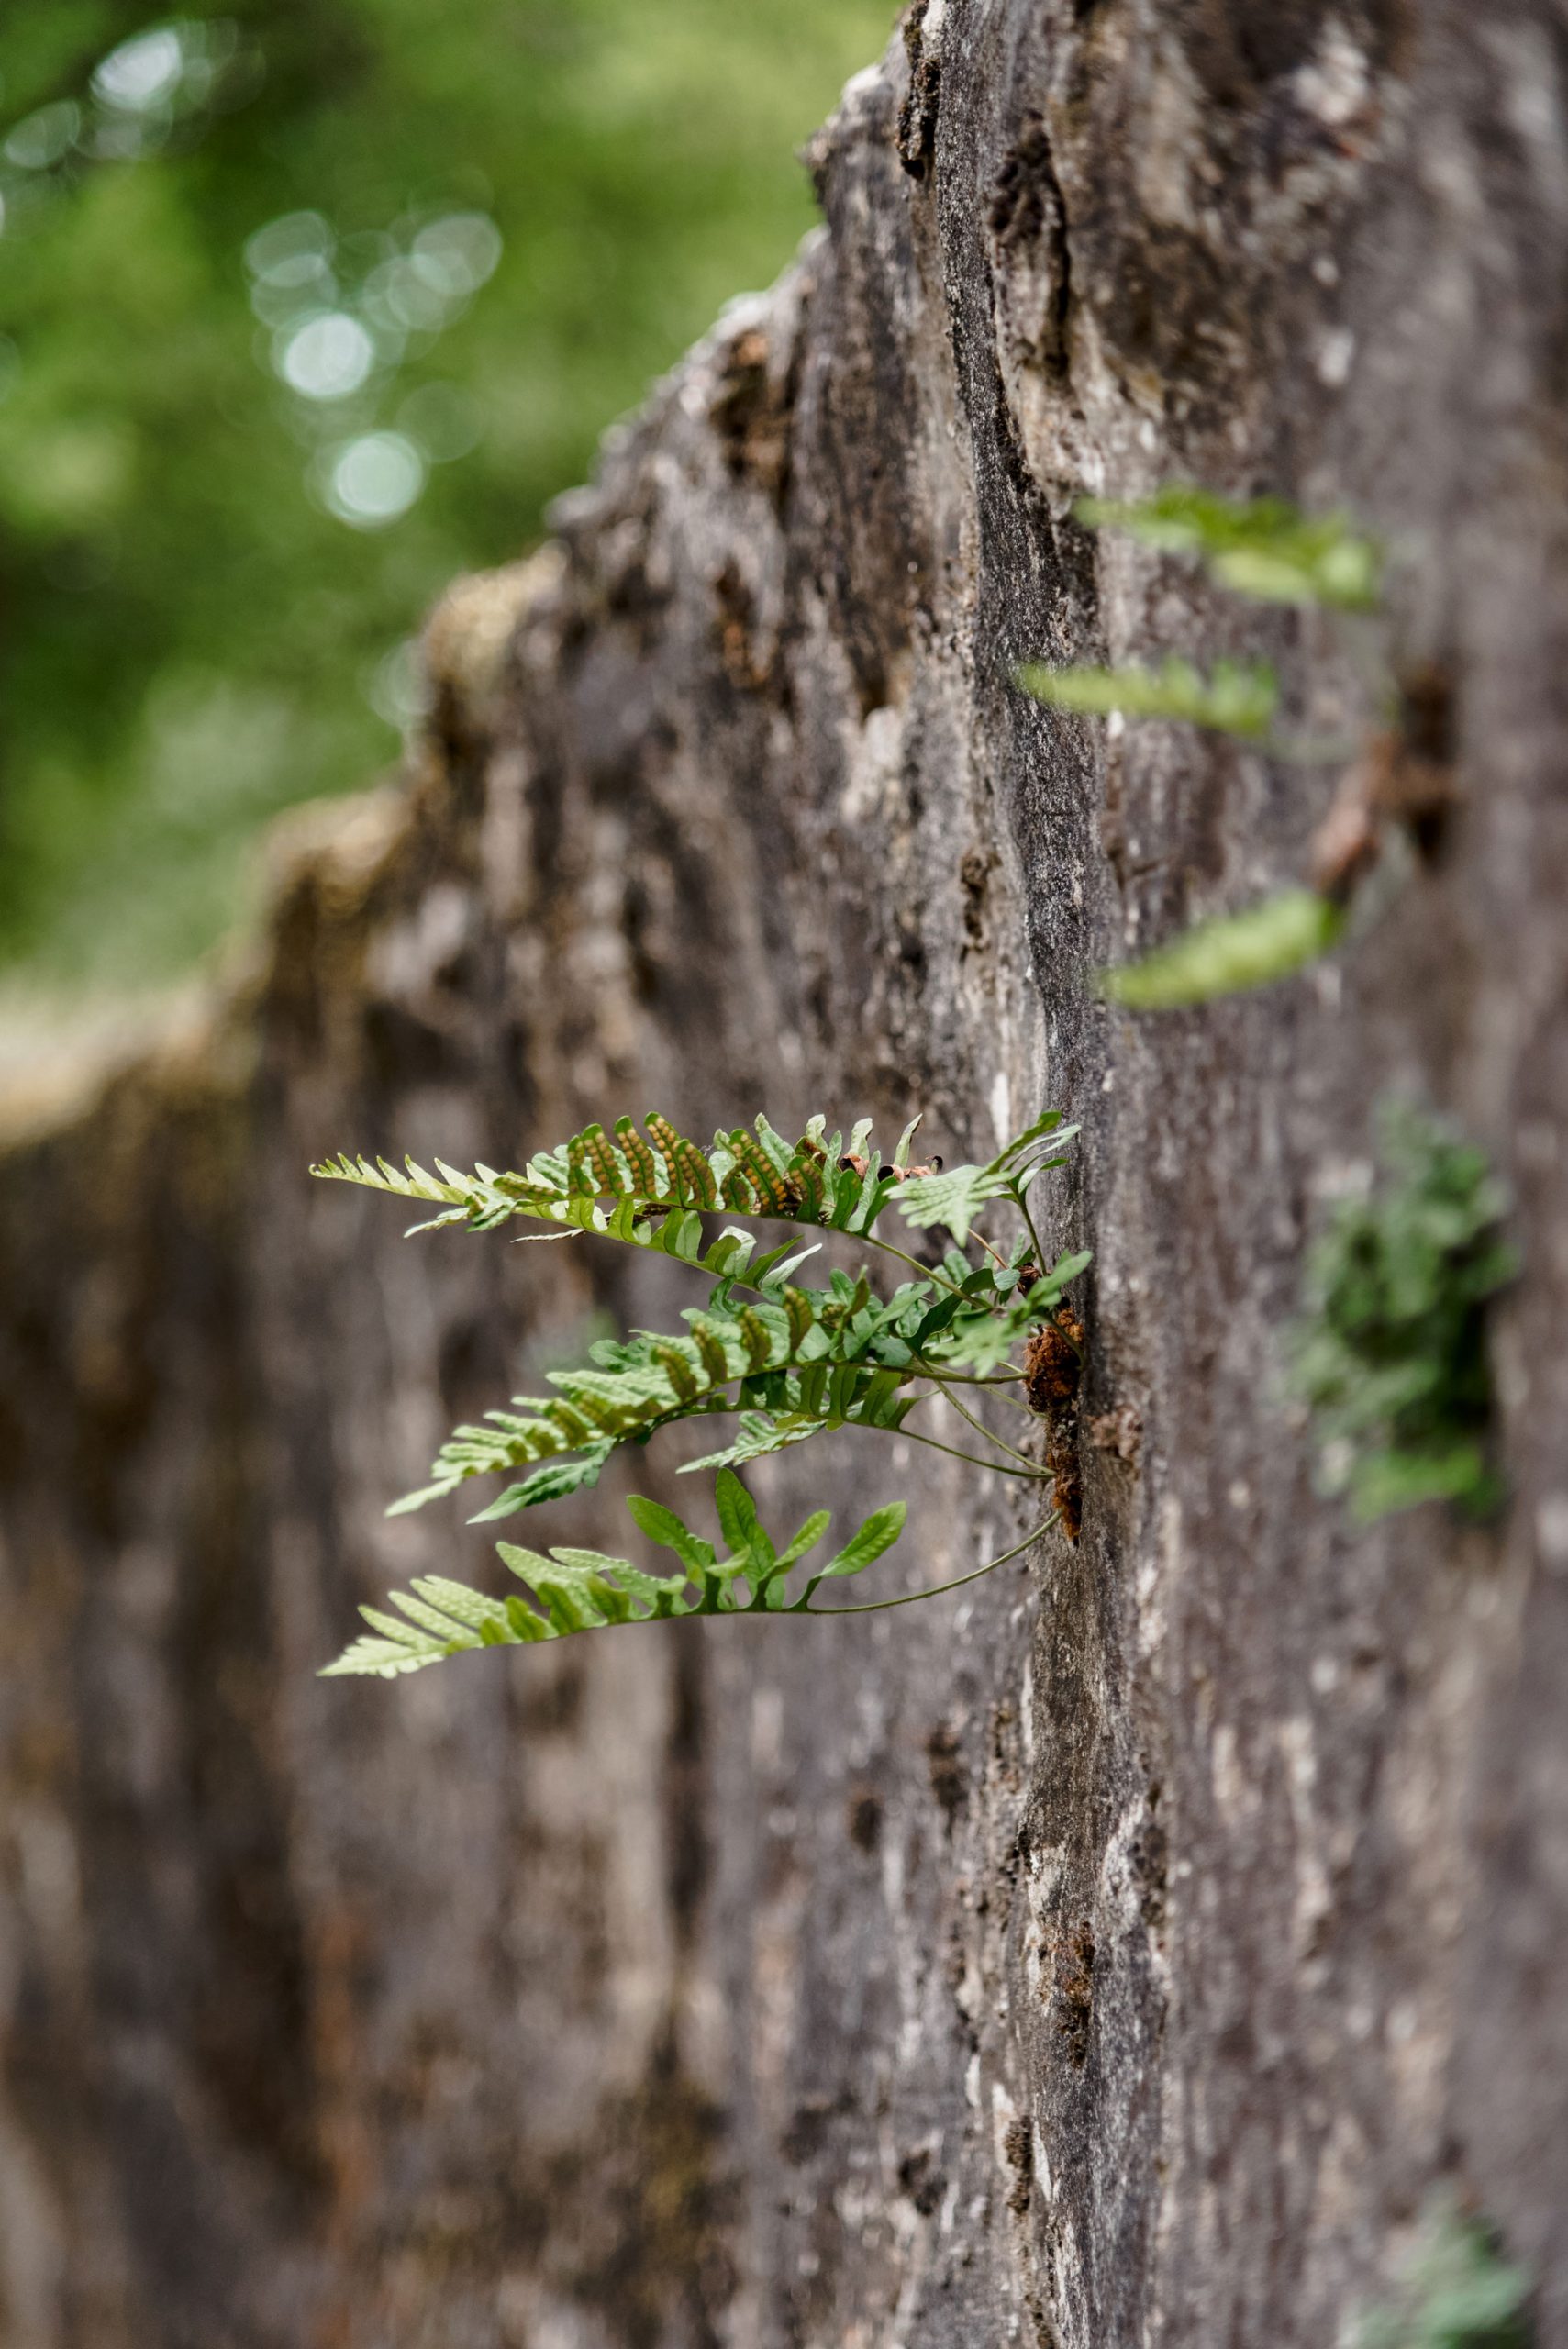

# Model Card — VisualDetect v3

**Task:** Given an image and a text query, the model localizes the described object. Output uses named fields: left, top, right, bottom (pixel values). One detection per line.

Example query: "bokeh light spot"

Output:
left=4, top=103, right=81, bottom=171
left=363, top=254, right=450, bottom=333
left=323, top=431, right=426, bottom=528
left=246, top=211, right=334, bottom=286
left=277, top=311, right=375, bottom=401
left=362, top=637, right=431, bottom=732
left=93, top=28, right=185, bottom=114
left=411, top=212, right=503, bottom=295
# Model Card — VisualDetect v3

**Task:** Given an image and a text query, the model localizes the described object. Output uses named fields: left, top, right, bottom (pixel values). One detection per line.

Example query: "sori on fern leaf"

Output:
left=313, top=1108, right=1090, bottom=1677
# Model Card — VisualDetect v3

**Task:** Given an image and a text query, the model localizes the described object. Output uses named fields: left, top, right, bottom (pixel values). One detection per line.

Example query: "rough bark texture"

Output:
left=3, top=4, right=1567, bottom=2343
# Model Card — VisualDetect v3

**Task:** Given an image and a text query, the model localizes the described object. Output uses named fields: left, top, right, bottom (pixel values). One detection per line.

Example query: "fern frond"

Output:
left=316, top=1107, right=1093, bottom=1601
left=1077, top=487, right=1380, bottom=610
left=312, top=1152, right=465, bottom=1206
left=1017, top=656, right=1277, bottom=740
left=315, top=1107, right=1078, bottom=1259
left=323, top=1479, right=912, bottom=1674
left=311, top=1152, right=519, bottom=1235
left=398, top=1280, right=935, bottom=1520
left=1099, top=888, right=1345, bottom=1010
left=388, top=1226, right=1088, bottom=1520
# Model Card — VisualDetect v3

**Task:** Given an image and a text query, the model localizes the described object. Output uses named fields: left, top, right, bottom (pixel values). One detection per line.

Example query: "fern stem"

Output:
left=1015, top=1186, right=1048, bottom=1277
left=803, top=1514, right=1059, bottom=1614
left=893, top=1415, right=1051, bottom=1480
left=861, top=1230, right=968, bottom=1297
left=921, top=1367, right=1028, bottom=1394
left=930, top=1380, right=1040, bottom=1470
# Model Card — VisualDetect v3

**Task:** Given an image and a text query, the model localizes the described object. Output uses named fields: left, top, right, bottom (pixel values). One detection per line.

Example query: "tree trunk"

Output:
left=2, top=5, right=1566, bottom=2343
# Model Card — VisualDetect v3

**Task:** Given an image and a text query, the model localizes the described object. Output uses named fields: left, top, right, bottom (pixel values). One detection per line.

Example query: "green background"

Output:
left=0, top=1, right=893, bottom=989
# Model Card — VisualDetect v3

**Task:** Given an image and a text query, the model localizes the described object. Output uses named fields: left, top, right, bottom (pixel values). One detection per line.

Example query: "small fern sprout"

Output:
left=1015, top=654, right=1279, bottom=741
left=1074, top=486, right=1380, bottom=610
left=314, top=1108, right=1091, bottom=1678
left=1288, top=1104, right=1516, bottom=1522
left=1100, top=890, right=1347, bottom=1010
left=1357, top=2195, right=1532, bottom=2349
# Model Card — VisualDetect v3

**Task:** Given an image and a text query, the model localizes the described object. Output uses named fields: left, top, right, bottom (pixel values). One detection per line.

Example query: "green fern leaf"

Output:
left=323, top=1568, right=539, bottom=1675
left=311, top=1152, right=469, bottom=1207
left=613, top=1116, right=661, bottom=1197
left=680, top=1353, right=917, bottom=1474
left=991, top=1108, right=1075, bottom=1173
left=1077, top=486, right=1380, bottom=610
left=1017, top=655, right=1277, bottom=739
left=651, top=1341, right=702, bottom=1404
left=573, top=1122, right=632, bottom=1197
left=314, top=1107, right=1077, bottom=1261
left=384, top=1477, right=464, bottom=1517
left=624, top=1494, right=715, bottom=1575
left=893, top=1163, right=1006, bottom=1245
left=1101, top=888, right=1346, bottom=1009
left=724, top=1128, right=792, bottom=1213
left=498, top=1545, right=634, bottom=1635
left=687, top=1319, right=734, bottom=1388
left=894, top=1112, right=1078, bottom=1244
left=643, top=1113, right=718, bottom=1208
left=324, top=1632, right=451, bottom=1677
left=464, top=1444, right=615, bottom=1524
left=796, top=1502, right=908, bottom=1606
left=681, top=1412, right=828, bottom=1472
left=325, top=1479, right=915, bottom=1675
left=714, top=1467, right=773, bottom=1573
left=854, top=1365, right=907, bottom=1426
left=411, top=1575, right=520, bottom=1639
left=775, top=1509, right=831, bottom=1569
left=735, top=1303, right=783, bottom=1370
left=315, top=1107, right=1089, bottom=1590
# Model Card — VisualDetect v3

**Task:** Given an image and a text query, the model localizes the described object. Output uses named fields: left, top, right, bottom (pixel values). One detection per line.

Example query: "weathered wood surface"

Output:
left=3, top=4, right=1567, bottom=2342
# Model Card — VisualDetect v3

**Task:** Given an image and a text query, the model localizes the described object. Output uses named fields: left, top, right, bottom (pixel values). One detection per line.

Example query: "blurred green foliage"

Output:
left=0, top=0, right=893, bottom=985
left=1358, top=2199, right=1532, bottom=2349
left=1289, top=1105, right=1517, bottom=1523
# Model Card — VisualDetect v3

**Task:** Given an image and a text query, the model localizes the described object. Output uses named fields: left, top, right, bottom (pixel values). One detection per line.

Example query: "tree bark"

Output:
left=3, top=4, right=1567, bottom=2343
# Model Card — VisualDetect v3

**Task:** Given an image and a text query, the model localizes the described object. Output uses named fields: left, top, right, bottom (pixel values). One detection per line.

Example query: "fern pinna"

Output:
left=313, top=1108, right=1089, bottom=1676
